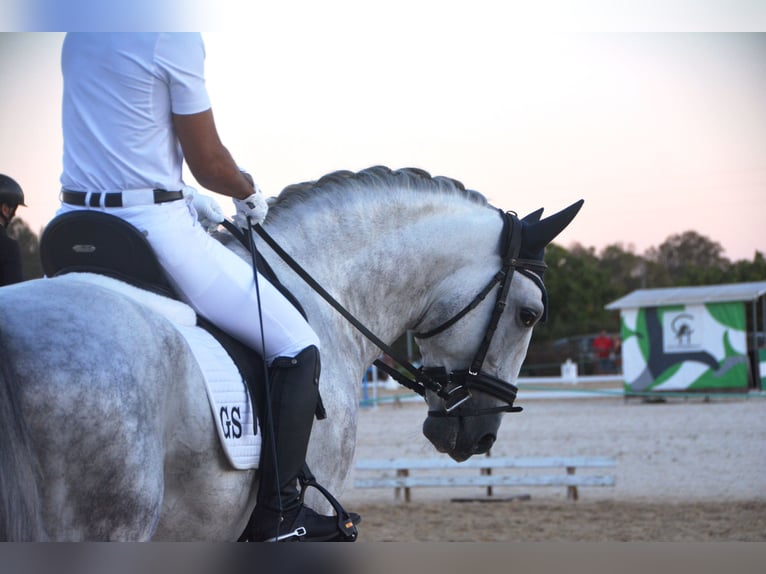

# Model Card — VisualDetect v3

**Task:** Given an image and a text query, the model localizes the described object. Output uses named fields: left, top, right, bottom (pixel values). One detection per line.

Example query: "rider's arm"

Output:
left=172, top=109, right=254, bottom=200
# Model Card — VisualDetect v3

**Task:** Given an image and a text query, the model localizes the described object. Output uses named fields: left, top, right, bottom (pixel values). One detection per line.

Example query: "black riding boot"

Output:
left=244, top=346, right=358, bottom=542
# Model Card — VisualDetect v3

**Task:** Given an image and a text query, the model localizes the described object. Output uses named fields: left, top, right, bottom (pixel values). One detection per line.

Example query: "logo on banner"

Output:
left=663, top=310, right=703, bottom=353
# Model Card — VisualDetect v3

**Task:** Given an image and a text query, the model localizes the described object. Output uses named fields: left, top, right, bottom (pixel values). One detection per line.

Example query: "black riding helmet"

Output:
left=0, top=174, right=26, bottom=207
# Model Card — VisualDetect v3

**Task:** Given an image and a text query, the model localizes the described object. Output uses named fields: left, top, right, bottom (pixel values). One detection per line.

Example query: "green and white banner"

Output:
left=620, top=302, right=749, bottom=392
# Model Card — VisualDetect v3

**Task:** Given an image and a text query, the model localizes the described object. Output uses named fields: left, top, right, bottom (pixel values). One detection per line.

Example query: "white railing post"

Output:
left=561, top=359, right=578, bottom=384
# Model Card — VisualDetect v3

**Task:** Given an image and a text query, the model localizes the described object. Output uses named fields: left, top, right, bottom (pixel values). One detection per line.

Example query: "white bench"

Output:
left=354, top=455, right=617, bottom=502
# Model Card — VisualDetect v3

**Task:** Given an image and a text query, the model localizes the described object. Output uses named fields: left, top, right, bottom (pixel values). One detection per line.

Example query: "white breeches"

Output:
left=57, top=198, right=319, bottom=363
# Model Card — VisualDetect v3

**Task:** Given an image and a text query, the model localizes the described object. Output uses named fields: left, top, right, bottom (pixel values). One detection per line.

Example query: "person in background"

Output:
left=0, top=174, right=25, bottom=286
left=58, top=33, right=358, bottom=542
left=592, top=330, right=615, bottom=374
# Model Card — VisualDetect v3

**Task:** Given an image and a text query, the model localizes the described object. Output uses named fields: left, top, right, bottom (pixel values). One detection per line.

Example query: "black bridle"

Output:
left=410, top=209, right=548, bottom=417
left=225, top=208, right=547, bottom=419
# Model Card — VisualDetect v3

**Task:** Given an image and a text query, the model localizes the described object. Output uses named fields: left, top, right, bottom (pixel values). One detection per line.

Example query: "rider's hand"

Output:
left=233, top=185, right=268, bottom=229
left=186, top=186, right=224, bottom=232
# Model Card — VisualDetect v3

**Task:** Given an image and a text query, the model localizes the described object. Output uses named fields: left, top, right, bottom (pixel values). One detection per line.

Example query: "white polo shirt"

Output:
left=61, top=33, right=211, bottom=193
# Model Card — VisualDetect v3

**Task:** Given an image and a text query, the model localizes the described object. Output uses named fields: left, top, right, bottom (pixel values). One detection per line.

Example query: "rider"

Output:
left=58, top=33, right=358, bottom=542
left=0, top=174, right=25, bottom=286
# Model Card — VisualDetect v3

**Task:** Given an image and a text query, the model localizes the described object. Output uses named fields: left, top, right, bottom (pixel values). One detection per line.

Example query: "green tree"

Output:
left=535, top=242, right=616, bottom=343
left=730, top=251, right=766, bottom=283
left=599, top=242, right=648, bottom=294
left=644, top=230, right=729, bottom=286
left=7, top=217, right=43, bottom=280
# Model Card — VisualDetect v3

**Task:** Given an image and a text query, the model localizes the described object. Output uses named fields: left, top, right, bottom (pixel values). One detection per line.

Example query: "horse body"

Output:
left=0, top=279, right=252, bottom=540
left=0, top=167, right=580, bottom=540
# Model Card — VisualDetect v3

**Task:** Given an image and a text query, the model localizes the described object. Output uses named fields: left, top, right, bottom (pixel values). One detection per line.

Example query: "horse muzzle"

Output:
left=420, top=368, right=522, bottom=461
left=422, top=405, right=500, bottom=461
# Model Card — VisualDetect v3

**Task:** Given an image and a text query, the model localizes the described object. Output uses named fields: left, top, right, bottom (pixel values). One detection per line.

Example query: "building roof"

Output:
left=605, top=281, right=766, bottom=310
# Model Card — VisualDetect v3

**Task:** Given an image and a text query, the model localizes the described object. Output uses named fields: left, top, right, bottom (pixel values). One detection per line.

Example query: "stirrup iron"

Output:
left=298, top=464, right=359, bottom=541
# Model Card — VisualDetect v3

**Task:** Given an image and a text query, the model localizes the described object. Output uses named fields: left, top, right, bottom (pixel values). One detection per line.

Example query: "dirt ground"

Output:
left=340, top=395, right=766, bottom=542
left=350, top=499, right=766, bottom=542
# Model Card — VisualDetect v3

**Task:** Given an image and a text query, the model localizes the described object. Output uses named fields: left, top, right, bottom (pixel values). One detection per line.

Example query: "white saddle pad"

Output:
left=58, top=273, right=261, bottom=470
left=174, top=323, right=260, bottom=469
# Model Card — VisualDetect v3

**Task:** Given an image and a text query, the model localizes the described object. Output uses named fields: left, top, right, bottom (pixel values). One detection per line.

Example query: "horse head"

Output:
left=416, top=200, right=583, bottom=461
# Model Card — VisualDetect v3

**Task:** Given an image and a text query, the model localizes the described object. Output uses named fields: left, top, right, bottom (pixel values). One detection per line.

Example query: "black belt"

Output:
left=61, top=189, right=184, bottom=208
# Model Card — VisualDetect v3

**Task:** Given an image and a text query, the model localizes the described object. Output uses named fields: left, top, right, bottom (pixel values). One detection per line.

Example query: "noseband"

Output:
left=238, top=209, right=547, bottom=419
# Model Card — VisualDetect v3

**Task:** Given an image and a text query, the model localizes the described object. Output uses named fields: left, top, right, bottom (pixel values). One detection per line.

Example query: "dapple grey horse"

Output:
left=0, top=167, right=581, bottom=540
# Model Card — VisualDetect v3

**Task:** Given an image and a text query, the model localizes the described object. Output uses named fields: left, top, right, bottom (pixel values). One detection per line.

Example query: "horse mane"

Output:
left=268, top=166, right=489, bottom=216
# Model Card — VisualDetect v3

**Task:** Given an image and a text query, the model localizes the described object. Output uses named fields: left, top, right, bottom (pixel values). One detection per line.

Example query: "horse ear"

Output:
left=521, top=208, right=544, bottom=223
left=520, top=199, right=584, bottom=260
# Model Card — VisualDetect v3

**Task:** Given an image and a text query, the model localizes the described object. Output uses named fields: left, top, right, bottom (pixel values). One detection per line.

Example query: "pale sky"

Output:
left=1, top=11, right=765, bottom=261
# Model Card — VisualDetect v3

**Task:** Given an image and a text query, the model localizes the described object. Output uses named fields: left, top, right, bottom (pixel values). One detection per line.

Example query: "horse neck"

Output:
left=265, top=195, right=502, bottom=361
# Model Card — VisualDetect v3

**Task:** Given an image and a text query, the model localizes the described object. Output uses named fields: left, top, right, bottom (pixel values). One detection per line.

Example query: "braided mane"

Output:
left=268, top=166, right=489, bottom=216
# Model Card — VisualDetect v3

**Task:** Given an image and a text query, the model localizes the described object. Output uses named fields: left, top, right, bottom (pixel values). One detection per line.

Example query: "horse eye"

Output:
left=519, top=307, right=539, bottom=327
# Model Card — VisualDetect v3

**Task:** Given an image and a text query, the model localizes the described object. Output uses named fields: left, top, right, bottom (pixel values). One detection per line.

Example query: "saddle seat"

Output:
left=40, top=210, right=177, bottom=297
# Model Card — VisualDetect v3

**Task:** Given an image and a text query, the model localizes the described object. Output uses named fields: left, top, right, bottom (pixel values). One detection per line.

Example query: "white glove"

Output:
left=233, top=185, right=269, bottom=229
left=186, top=187, right=224, bottom=232
left=184, top=186, right=224, bottom=231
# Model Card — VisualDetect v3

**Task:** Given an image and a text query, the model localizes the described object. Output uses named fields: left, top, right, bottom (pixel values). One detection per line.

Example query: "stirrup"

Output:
left=298, top=464, right=359, bottom=542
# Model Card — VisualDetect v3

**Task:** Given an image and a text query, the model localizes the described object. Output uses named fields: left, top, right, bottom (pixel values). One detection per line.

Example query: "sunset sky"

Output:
left=1, top=3, right=764, bottom=261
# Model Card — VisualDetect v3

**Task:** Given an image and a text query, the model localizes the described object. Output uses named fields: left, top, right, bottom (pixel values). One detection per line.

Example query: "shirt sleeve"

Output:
left=155, top=33, right=212, bottom=115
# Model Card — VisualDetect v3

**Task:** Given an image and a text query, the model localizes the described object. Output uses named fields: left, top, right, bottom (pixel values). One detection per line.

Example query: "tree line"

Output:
left=7, top=218, right=43, bottom=280
left=538, top=230, right=765, bottom=345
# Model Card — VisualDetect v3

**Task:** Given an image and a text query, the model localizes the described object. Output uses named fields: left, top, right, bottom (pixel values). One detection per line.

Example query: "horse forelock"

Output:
left=267, top=166, right=489, bottom=220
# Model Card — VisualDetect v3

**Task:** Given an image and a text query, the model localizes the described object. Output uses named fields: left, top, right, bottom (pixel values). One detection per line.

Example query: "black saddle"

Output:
left=42, top=210, right=307, bottom=316
left=40, top=210, right=177, bottom=298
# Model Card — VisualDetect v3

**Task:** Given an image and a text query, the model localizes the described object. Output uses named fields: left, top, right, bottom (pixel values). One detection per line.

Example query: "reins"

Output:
left=222, top=219, right=445, bottom=403
left=222, top=209, right=545, bottom=417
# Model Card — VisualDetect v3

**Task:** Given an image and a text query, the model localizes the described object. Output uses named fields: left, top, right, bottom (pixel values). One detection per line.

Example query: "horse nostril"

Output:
left=476, top=433, right=496, bottom=453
